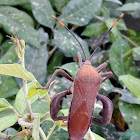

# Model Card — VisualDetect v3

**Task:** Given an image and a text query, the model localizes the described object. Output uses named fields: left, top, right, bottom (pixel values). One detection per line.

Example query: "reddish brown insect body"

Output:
left=38, top=14, right=124, bottom=140
left=68, top=60, right=102, bottom=139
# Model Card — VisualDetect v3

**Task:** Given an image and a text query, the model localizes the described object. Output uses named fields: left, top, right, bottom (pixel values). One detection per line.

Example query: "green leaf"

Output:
left=119, top=75, right=140, bottom=102
left=0, top=6, right=41, bottom=48
left=41, top=120, right=69, bottom=140
left=133, top=47, right=140, bottom=59
left=81, top=22, right=108, bottom=37
left=25, top=44, right=48, bottom=84
left=109, top=37, right=138, bottom=78
left=0, top=33, right=3, bottom=45
left=31, top=99, right=49, bottom=114
left=30, top=0, right=55, bottom=28
left=119, top=100, right=140, bottom=135
left=50, top=0, right=70, bottom=13
left=105, top=18, right=127, bottom=38
left=0, top=0, right=28, bottom=5
left=117, top=3, right=140, bottom=11
left=0, top=64, right=37, bottom=81
left=122, top=129, right=140, bottom=140
left=104, top=0, right=122, bottom=5
left=0, top=115, right=18, bottom=132
left=14, top=82, right=38, bottom=113
left=49, top=77, right=72, bottom=99
left=93, top=132, right=105, bottom=140
left=0, top=98, right=11, bottom=112
left=28, top=86, right=38, bottom=99
left=47, top=51, right=64, bottom=75
left=60, top=0, right=102, bottom=26
left=0, top=45, right=18, bottom=64
left=91, top=123, right=121, bottom=139
left=113, top=88, right=140, bottom=104
left=59, top=62, right=79, bottom=78
left=32, top=114, right=40, bottom=140
left=0, top=6, right=34, bottom=27
left=0, top=45, right=19, bottom=98
left=54, top=29, right=90, bottom=60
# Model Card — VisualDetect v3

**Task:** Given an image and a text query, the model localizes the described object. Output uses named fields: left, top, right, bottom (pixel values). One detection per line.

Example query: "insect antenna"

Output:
left=52, top=15, right=87, bottom=60
left=89, top=13, right=124, bottom=61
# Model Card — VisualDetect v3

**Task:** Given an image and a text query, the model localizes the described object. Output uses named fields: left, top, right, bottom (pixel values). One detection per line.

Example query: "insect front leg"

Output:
left=96, top=62, right=107, bottom=72
left=101, top=71, right=113, bottom=83
left=50, top=90, right=72, bottom=121
left=92, top=94, right=113, bottom=125
left=37, top=69, right=74, bottom=90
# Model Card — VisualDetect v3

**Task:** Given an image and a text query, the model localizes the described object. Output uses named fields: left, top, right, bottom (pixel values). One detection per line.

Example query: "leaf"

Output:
left=49, top=77, right=72, bottom=99
left=0, top=98, right=11, bottom=112
left=0, top=6, right=34, bottom=27
left=122, top=129, right=140, bottom=140
left=50, top=0, right=70, bottom=13
left=59, top=62, right=79, bottom=78
left=47, top=51, right=64, bottom=75
left=53, top=29, right=90, bottom=60
left=32, top=114, right=40, bottom=140
left=91, top=123, right=121, bottom=139
left=38, top=80, right=55, bottom=98
left=0, top=45, right=18, bottom=64
left=119, top=75, right=140, bottom=102
left=14, top=82, right=38, bottom=113
left=28, top=86, right=38, bottom=99
left=109, top=37, right=138, bottom=78
left=31, top=99, right=49, bottom=114
left=113, top=88, right=140, bottom=104
left=25, top=44, right=48, bottom=84
left=0, top=46, right=19, bottom=98
left=104, top=0, right=122, bottom=5
left=105, top=18, right=127, bottom=38
left=117, top=3, right=140, bottom=11
left=119, top=100, right=140, bottom=135
left=81, top=22, right=108, bottom=37
left=60, top=0, right=102, bottom=26
left=0, top=115, right=18, bottom=132
left=0, top=64, right=37, bottom=81
left=30, top=0, right=55, bottom=28
left=41, top=120, right=69, bottom=140
left=133, top=47, right=140, bottom=59
left=0, top=0, right=28, bottom=5
left=0, top=6, right=41, bottom=48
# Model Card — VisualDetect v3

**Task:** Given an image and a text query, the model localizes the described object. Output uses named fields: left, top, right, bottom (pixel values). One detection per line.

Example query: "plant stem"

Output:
left=39, top=127, right=47, bottom=140
left=48, top=46, right=58, bottom=59
left=46, top=122, right=57, bottom=140
left=45, top=93, right=51, bottom=105
left=123, top=49, right=133, bottom=58
left=94, top=15, right=104, bottom=22
left=22, top=126, right=27, bottom=140
left=121, top=34, right=139, bottom=47
left=21, top=51, right=32, bottom=114
left=40, top=112, right=49, bottom=124
left=9, top=106, right=22, bottom=117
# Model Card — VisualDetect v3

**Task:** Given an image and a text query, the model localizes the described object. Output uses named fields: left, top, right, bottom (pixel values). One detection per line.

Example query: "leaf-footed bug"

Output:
left=38, top=13, right=124, bottom=140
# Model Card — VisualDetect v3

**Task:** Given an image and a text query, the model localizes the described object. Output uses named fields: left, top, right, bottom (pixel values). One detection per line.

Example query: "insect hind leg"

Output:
left=92, top=94, right=113, bottom=125
left=50, top=90, right=72, bottom=121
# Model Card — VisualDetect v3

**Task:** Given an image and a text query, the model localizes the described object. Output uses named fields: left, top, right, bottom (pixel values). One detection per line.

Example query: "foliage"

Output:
left=0, top=0, right=140, bottom=139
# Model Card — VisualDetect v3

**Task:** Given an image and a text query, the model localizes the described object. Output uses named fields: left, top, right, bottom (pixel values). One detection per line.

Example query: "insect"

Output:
left=39, top=13, right=124, bottom=140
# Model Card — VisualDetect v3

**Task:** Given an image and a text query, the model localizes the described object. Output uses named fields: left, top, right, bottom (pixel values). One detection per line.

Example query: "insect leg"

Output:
left=92, top=94, right=113, bottom=125
left=50, top=90, right=72, bottom=121
left=101, top=71, right=113, bottom=83
left=96, top=62, right=107, bottom=72
left=77, top=52, right=83, bottom=68
left=37, top=69, right=74, bottom=90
